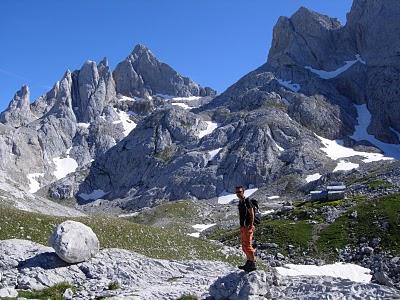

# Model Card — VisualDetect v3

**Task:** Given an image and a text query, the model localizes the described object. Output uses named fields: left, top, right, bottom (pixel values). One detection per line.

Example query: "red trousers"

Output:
left=240, top=225, right=255, bottom=260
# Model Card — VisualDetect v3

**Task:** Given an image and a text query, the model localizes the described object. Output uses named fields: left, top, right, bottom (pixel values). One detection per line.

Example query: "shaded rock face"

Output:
left=346, top=0, right=400, bottom=68
left=264, top=1, right=400, bottom=143
left=49, top=221, right=99, bottom=263
left=268, top=7, right=345, bottom=70
left=113, top=44, right=216, bottom=98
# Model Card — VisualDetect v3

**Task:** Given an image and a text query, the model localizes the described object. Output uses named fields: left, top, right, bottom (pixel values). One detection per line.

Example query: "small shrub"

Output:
left=177, top=295, right=197, bottom=300
left=108, top=280, right=120, bottom=290
left=18, top=282, right=73, bottom=300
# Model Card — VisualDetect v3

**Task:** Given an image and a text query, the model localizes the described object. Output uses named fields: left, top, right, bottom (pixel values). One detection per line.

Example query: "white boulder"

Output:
left=49, top=220, right=99, bottom=263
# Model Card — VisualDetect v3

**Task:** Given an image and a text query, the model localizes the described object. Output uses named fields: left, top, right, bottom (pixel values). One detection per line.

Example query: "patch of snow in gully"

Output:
left=305, top=54, right=366, bottom=79
left=79, top=189, right=108, bottom=201
left=198, top=121, right=218, bottom=139
left=52, top=148, right=78, bottom=180
left=113, top=109, right=137, bottom=136
left=27, top=173, right=45, bottom=193
left=277, top=79, right=301, bottom=92
left=351, top=104, right=400, bottom=160
left=208, top=148, right=223, bottom=161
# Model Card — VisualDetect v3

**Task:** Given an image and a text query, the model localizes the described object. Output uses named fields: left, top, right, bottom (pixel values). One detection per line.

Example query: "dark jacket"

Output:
left=238, top=198, right=254, bottom=227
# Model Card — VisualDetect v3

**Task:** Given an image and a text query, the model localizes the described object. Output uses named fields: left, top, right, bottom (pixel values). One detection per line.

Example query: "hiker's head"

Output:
left=235, top=186, right=245, bottom=199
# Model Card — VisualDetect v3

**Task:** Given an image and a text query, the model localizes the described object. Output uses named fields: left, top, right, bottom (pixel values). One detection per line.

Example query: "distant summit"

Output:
left=113, top=44, right=216, bottom=98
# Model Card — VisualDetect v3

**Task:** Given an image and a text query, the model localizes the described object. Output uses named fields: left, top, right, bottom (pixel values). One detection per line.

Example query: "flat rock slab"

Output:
left=1, top=239, right=399, bottom=299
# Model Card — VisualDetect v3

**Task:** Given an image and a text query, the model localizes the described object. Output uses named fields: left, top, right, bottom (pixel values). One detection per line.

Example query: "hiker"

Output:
left=235, top=185, right=257, bottom=272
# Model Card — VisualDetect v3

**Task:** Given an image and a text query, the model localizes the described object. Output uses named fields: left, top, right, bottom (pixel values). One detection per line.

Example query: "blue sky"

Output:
left=0, top=0, right=352, bottom=111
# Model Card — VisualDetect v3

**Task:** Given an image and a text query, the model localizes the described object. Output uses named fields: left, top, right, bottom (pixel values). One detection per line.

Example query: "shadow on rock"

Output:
left=18, top=252, right=69, bottom=270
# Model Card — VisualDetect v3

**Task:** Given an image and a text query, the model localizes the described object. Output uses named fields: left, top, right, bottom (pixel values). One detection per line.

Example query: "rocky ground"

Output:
left=1, top=239, right=400, bottom=300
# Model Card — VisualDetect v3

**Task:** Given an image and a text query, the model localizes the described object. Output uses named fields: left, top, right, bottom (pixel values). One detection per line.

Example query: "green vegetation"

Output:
left=18, top=282, right=73, bottom=300
left=209, top=219, right=313, bottom=255
left=155, top=145, right=176, bottom=162
left=129, top=200, right=197, bottom=226
left=0, top=205, right=240, bottom=264
left=108, top=281, right=120, bottom=290
left=211, top=193, right=400, bottom=260
left=256, top=220, right=313, bottom=254
left=367, top=179, right=394, bottom=190
left=177, top=296, right=197, bottom=300
left=317, top=193, right=400, bottom=259
left=345, top=170, right=394, bottom=190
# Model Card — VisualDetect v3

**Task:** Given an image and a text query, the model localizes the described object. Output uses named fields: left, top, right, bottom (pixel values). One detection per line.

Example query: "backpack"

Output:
left=248, top=198, right=261, bottom=226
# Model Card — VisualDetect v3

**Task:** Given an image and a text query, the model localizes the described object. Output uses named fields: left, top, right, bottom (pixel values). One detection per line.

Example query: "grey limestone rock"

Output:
left=73, top=58, right=116, bottom=123
left=346, top=0, right=400, bottom=68
left=49, top=221, right=100, bottom=263
left=209, top=271, right=272, bottom=300
left=113, top=44, right=216, bottom=98
left=0, top=85, right=35, bottom=128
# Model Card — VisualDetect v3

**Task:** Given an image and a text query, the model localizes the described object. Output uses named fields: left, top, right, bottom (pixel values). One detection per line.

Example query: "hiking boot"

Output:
left=244, top=260, right=257, bottom=272
left=238, top=260, right=250, bottom=270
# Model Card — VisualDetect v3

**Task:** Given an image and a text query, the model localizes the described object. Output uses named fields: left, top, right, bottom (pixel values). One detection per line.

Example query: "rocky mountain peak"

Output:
left=268, top=6, right=346, bottom=69
left=98, top=57, right=108, bottom=68
left=0, top=85, right=35, bottom=127
left=292, top=6, right=342, bottom=30
left=131, top=43, right=152, bottom=57
left=113, top=44, right=216, bottom=98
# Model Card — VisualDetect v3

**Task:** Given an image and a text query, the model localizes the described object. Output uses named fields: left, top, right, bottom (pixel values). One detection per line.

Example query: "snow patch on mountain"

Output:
left=118, top=95, right=135, bottom=102
left=52, top=148, right=78, bottom=180
left=276, top=262, right=372, bottom=283
left=198, top=121, right=218, bottom=139
left=26, top=173, right=45, bottom=193
left=208, top=148, right=223, bottom=161
left=187, top=223, right=216, bottom=238
left=316, top=135, right=392, bottom=166
left=217, top=188, right=258, bottom=204
left=352, top=104, right=400, bottom=160
left=305, top=55, right=366, bottom=79
left=333, top=160, right=360, bottom=172
left=79, top=189, right=108, bottom=201
left=171, top=102, right=191, bottom=109
left=277, top=79, right=301, bottom=92
left=77, top=123, right=90, bottom=129
left=305, top=173, right=322, bottom=183
left=112, top=109, right=136, bottom=136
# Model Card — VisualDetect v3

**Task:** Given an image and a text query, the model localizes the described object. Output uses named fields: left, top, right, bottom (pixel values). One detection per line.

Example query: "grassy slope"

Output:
left=0, top=205, right=240, bottom=264
left=128, top=200, right=199, bottom=231
left=317, top=193, right=400, bottom=258
left=210, top=193, right=400, bottom=260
